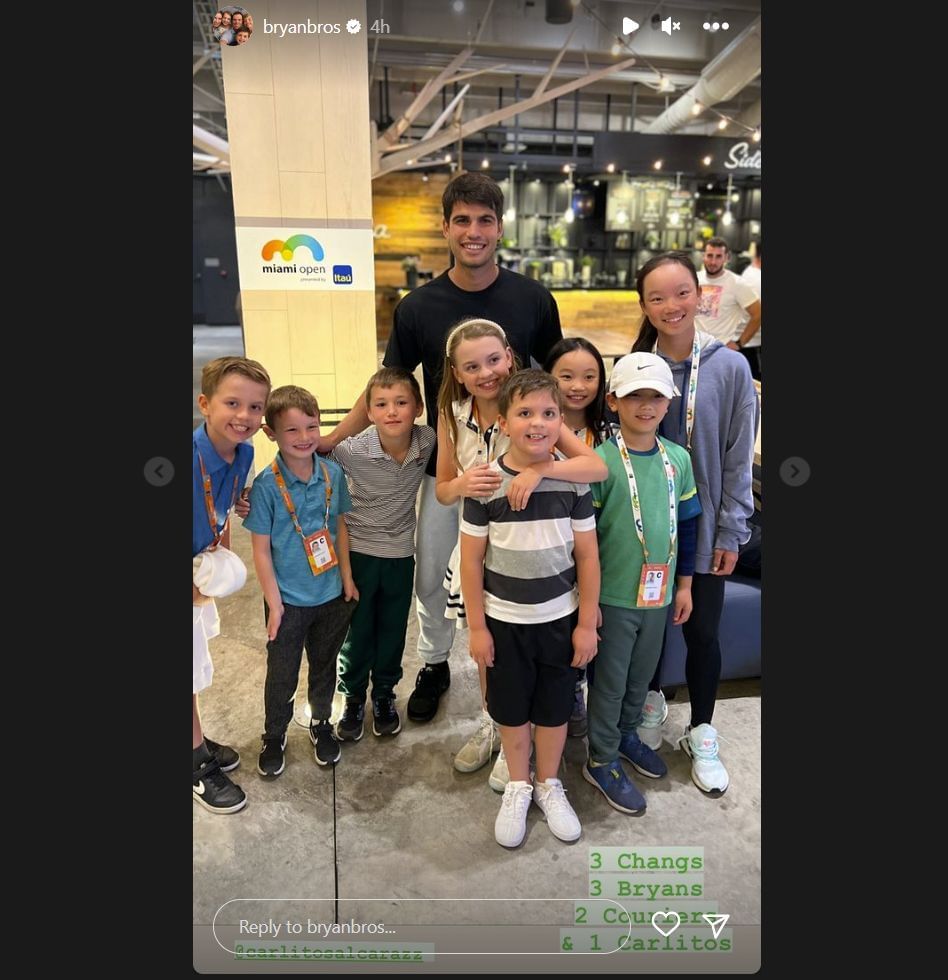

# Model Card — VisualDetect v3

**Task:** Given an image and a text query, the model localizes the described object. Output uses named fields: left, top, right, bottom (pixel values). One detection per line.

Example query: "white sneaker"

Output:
left=533, top=778, right=582, bottom=842
left=454, top=712, right=499, bottom=773
left=488, top=746, right=509, bottom=792
left=637, top=690, right=667, bottom=750
left=679, top=723, right=729, bottom=794
left=494, top=780, right=533, bottom=847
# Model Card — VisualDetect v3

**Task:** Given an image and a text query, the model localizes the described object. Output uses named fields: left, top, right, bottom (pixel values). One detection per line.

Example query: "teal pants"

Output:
left=337, top=552, right=415, bottom=701
left=587, top=603, right=668, bottom=764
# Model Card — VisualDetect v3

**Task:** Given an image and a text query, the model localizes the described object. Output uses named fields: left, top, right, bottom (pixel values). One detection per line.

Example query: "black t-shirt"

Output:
left=383, top=268, right=563, bottom=475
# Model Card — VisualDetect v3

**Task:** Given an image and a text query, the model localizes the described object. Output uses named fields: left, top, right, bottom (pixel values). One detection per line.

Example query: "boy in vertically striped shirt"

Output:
left=331, top=368, right=436, bottom=740
left=460, top=370, right=601, bottom=848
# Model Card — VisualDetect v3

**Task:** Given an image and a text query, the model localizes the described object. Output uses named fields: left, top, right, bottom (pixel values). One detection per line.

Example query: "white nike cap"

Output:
left=609, top=352, right=681, bottom=400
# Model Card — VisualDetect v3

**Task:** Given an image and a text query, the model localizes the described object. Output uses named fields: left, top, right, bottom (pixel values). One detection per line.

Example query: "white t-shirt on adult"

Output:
left=739, top=264, right=762, bottom=348
left=696, top=268, right=758, bottom=344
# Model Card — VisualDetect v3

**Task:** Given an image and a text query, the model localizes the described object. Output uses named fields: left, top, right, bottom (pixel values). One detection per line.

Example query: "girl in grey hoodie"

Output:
left=630, top=252, right=759, bottom=795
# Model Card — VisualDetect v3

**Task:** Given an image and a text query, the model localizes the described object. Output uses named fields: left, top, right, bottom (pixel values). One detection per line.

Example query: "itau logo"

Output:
left=261, top=235, right=324, bottom=262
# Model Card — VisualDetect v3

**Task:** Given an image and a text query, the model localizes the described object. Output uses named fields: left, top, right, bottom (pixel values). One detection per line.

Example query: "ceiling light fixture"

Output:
left=563, top=171, right=575, bottom=223
left=504, top=164, right=516, bottom=222
left=721, top=173, right=735, bottom=226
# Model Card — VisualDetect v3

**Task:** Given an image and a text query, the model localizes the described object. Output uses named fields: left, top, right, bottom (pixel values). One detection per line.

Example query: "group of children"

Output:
left=193, top=251, right=755, bottom=847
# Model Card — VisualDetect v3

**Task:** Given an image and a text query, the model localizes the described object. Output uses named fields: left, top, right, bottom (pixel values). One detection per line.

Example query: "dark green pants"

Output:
left=337, top=552, right=415, bottom=701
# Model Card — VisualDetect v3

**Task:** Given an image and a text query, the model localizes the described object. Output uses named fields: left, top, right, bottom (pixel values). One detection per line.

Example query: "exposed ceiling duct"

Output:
left=642, top=16, right=761, bottom=134
left=719, top=98, right=761, bottom=137
left=192, top=124, right=230, bottom=170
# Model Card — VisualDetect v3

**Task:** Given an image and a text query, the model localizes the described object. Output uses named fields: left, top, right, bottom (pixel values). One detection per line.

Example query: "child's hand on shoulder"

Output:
left=459, top=463, right=502, bottom=498
left=506, top=468, right=542, bottom=511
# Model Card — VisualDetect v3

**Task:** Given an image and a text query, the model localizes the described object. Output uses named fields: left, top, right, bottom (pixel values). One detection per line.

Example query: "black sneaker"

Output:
left=336, top=699, right=366, bottom=741
left=372, top=695, right=401, bottom=736
left=310, top=719, right=341, bottom=766
left=257, top=733, right=287, bottom=777
left=204, top=736, right=240, bottom=772
left=193, top=757, right=247, bottom=814
left=406, top=662, right=450, bottom=723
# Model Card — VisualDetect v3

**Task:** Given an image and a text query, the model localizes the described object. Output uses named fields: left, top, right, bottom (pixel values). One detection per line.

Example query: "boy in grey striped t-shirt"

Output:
left=460, top=370, right=601, bottom=849
left=331, top=368, right=436, bottom=740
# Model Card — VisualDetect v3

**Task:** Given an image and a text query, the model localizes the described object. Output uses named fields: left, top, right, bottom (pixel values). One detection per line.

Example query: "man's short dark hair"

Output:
left=706, top=237, right=730, bottom=252
left=442, top=172, right=504, bottom=223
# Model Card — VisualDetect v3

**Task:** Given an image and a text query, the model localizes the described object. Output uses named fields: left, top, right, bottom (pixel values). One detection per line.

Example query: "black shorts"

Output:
left=485, top=611, right=579, bottom=728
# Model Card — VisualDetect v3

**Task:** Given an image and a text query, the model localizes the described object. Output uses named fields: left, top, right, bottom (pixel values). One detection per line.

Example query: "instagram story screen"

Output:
left=192, top=0, right=761, bottom=972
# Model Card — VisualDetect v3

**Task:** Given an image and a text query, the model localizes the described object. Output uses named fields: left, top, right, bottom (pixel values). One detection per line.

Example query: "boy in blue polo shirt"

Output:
left=193, top=355, right=272, bottom=815
left=244, top=386, right=359, bottom=776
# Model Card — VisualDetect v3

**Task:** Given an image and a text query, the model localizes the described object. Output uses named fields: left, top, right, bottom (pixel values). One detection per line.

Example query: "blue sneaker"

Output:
left=582, top=760, right=646, bottom=814
left=618, top=731, right=667, bottom=779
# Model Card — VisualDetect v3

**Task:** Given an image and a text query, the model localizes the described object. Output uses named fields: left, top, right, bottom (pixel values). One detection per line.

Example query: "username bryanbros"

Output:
left=261, top=20, right=344, bottom=36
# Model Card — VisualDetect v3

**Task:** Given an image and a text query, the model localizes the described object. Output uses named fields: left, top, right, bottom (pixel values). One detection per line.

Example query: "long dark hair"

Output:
left=543, top=337, right=611, bottom=446
left=632, top=251, right=700, bottom=353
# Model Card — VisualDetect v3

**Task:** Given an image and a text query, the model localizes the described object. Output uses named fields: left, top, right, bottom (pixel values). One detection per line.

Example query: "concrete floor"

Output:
left=192, top=324, right=761, bottom=973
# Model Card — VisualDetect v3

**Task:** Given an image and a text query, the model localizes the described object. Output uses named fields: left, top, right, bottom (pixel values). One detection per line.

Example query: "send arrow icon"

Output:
left=702, top=914, right=730, bottom=939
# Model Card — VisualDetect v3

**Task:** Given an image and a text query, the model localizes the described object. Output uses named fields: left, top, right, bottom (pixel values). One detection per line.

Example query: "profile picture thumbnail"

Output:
left=211, top=7, right=253, bottom=46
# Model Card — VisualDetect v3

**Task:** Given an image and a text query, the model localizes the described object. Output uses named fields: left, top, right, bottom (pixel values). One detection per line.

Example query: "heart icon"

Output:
left=651, top=910, right=681, bottom=937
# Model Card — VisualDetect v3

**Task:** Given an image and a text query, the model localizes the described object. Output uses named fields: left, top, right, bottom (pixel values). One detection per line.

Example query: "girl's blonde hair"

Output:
left=437, top=318, right=518, bottom=472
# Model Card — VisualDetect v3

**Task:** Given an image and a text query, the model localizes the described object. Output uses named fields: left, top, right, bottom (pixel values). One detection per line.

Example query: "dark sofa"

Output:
left=658, top=573, right=761, bottom=687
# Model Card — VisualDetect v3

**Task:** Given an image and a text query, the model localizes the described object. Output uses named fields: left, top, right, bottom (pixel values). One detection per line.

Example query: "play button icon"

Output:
left=622, top=16, right=640, bottom=33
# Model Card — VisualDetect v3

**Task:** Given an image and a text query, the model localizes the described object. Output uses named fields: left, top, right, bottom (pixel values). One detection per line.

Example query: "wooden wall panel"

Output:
left=287, top=293, right=335, bottom=372
left=226, top=94, right=281, bottom=216
left=224, top=0, right=376, bottom=432
left=318, top=0, right=374, bottom=221
left=555, top=290, right=643, bottom=354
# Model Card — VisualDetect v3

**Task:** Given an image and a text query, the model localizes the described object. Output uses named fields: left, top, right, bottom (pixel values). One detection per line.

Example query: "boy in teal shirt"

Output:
left=244, top=386, right=358, bottom=775
left=584, top=353, right=702, bottom=814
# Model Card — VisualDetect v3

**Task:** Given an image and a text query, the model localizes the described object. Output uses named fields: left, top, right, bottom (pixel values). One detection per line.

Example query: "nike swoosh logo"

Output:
left=637, top=365, right=652, bottom=370
left=195, top=781, right=205, bottom=795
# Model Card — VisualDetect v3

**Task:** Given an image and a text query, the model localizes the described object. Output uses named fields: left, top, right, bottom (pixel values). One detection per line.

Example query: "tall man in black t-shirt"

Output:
left=319, top=173, right=562, bottom=735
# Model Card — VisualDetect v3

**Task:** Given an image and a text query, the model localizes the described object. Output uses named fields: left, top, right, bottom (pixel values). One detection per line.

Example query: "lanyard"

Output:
left=574, top=426, right=595, bottom=448
left=654, top=332, right=701, bottom=451
left=271, top=457, right=332, bottom=538
left=614, top=431, right=678, bottom=564
left=198, top=452, right=238, bottom=548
